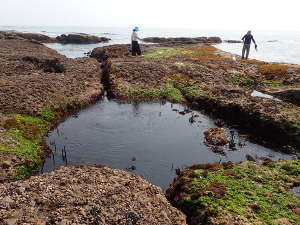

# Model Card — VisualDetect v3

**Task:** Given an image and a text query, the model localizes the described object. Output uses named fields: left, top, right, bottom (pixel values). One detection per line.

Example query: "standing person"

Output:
left=241, top=31, right=257, bottom=59
left=131, top=27, right=142, bottom=56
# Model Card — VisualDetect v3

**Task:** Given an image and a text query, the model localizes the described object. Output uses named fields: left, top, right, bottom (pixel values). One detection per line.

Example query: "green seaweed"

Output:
left=180, top=86, right=210, bottom=98
left=174, top=162, right=300, bottom=225
left=229, top=75, right=255, bottom=87
left=144, top=48, right=196, bottom=59
left=9, top=166, right=34, bottom=181
left=264, top=79, right=284, bottom=88
left=40, top=106, right=56, bottom=122
left=121, top=84, right=184, bottom=102
left=0, top=114, right=50, bottom=179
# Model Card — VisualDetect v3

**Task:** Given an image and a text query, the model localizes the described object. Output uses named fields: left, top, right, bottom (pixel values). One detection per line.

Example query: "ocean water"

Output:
left=1, top=26, right=300, bottom=64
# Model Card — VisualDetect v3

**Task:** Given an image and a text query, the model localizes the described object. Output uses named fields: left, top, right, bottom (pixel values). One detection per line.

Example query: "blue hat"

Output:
left=134, top=26, right=140, bottom=31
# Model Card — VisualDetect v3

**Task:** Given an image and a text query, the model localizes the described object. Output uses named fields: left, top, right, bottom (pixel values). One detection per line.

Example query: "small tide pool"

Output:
left=43, top=98, right=296, bottom=189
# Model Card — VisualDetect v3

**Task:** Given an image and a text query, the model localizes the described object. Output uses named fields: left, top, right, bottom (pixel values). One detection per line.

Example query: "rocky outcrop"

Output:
left=90, top=44, right=132, bottom=62
left=142, top=36, right=222, bottom=44
left=204, top=128, right=229, bottom=146
left=0, top=31, right=111, bottom=44
left=0, top=38, right=102, bottom=115
left=90, top=44, right=156, bottom=62
left=0, top=31, right=56, bottom=43
left=0, top=165, right=187, bottom=225
left=56, top=33, right=110, bottom=44
left=167, top=161, right=300, bottom=225
left=0, top=38, right=103, bottom=181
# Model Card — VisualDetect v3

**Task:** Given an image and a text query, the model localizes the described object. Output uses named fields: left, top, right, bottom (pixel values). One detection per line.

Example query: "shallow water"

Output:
left=44, top=98, right=295, bottom=189
left=292, top=186, right=300, bottom=197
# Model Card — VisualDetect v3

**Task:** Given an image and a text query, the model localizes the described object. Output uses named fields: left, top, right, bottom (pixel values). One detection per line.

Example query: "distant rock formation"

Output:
left=224, top=40, right=243, bottom=43
left=142, top=36, right=222, bottom=44
left=56, top=33, right=111, bottom=44
left=0, top=31, right=56, bottom=43
left=0, top=31, right=111, bottom=45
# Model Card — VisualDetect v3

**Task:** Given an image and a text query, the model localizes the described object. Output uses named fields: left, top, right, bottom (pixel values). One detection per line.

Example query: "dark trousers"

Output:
left=242, top=44, right=251, bottom=59
left=132, top=41, right=141, bottom=56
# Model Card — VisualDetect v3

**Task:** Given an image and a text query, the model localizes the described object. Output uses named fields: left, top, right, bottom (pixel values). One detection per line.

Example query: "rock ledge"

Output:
left=0, top=165, right=187, bottom=225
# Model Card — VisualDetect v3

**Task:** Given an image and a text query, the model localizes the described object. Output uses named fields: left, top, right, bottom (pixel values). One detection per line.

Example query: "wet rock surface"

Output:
left=56, top=33, right=110, bottom=44
left=204, top=128, right=229, bottom=146
left=0, top=165, right=187, bottom=225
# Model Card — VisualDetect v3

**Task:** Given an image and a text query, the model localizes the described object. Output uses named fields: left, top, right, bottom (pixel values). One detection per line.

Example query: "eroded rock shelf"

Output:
left=0, top=33, right=300, bottom=224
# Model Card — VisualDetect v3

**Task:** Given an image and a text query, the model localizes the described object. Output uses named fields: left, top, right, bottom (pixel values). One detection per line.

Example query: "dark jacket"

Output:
left=242, top=34, right=256, bottom=45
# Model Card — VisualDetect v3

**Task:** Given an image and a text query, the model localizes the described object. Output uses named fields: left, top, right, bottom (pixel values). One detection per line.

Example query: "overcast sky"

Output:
left=1, top=0, right=300, bottom=31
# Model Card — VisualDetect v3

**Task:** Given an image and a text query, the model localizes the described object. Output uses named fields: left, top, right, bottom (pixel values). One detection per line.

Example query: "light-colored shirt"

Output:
left=131, top=31, right=140, bottom=42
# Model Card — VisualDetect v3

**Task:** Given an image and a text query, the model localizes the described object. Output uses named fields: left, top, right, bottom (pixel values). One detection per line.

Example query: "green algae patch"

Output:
left=39, top=106, right=56, bottom=122
left=9, top=165, right=33, bottom=180
left=167, top=161, right=300, bottom=225
left=121, top=84, right=184, bottom=102
left=0, top=114, right=50, bottom=180
left=229, top=75, right=255, bottom=87
left=180, top=86, right=210, bottom=98
left=144, top=45, right=225, bottom=62
left=172, top=74, right=211, bottom=98
left=264, top=79, right=284, bottom=89
left=144, top=48, right=196, bottom=59
left=0, top=97, right=100, bottom=182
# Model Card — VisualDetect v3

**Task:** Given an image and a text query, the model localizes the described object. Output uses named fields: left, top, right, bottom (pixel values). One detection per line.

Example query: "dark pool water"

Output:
left=293, top=186, right=300, bottom=197
left=43, top=98, right=295, bottom=190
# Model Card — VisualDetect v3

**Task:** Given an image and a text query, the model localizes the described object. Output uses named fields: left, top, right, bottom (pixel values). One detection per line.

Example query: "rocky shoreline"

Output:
left=0, top=34, right=300, bottom=224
